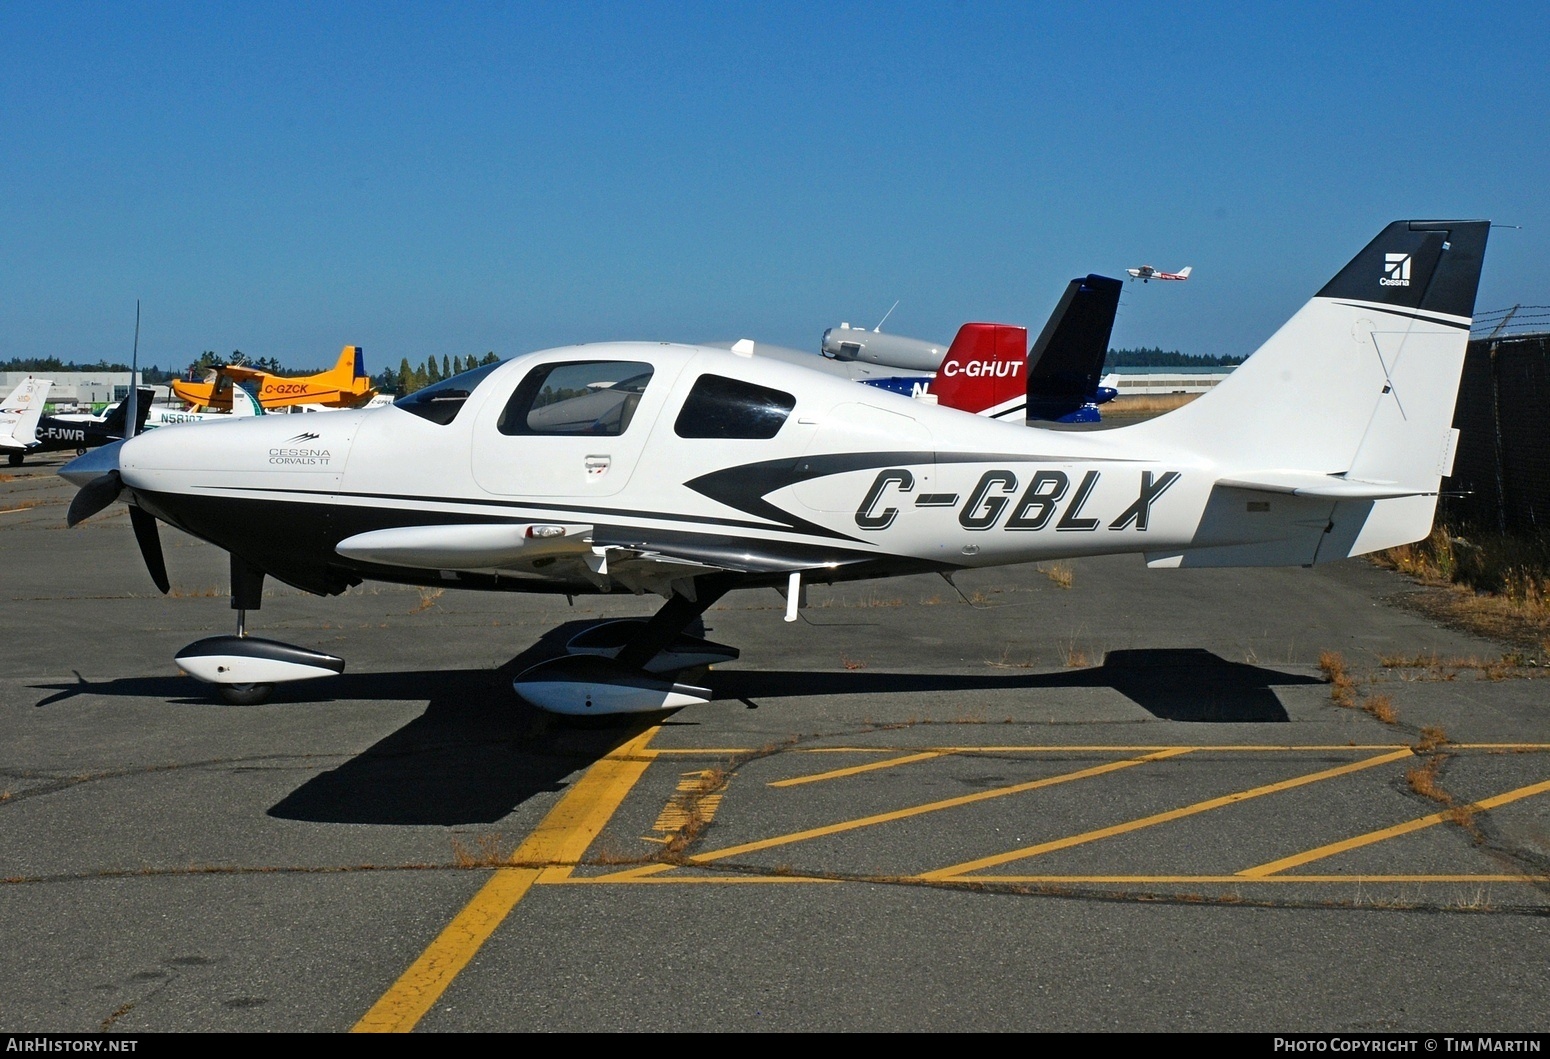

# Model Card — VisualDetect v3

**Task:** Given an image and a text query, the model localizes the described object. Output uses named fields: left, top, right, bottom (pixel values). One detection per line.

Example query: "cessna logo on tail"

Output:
left=1381, top=252, right=1411, bottom=287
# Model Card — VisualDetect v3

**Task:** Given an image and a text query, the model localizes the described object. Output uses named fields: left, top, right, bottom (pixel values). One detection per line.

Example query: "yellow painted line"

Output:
left=589, top=748, right=1193, bottom=881
left=921, top=748, right=1414, bottom=881
left=946, top=874, right=1550, bottom=885
left=652, top=743, right=1550, bottom=756
left=554, top=873, right=843, bottom=884
left=1240, top=776, right=1550, bottom=878
left=769, top=751, right=948, bottom=787
left=353, top=726, right=660, bottom=1033
left=555, top=871, right=1550, bottom=886
left=1451, top=744, right=1550, bottom=750
left=785, top=745, right=1416, bottom=753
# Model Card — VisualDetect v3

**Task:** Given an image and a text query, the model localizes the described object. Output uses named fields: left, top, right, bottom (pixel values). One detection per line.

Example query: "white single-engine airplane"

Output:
left=1127, top=264, right=1191, bottom=283
left=61, top=220, right=1488, bottom=713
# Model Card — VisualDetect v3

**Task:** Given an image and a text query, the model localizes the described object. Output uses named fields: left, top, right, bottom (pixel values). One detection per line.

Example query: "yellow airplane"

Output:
left=171, top=346, right=378, bottom=411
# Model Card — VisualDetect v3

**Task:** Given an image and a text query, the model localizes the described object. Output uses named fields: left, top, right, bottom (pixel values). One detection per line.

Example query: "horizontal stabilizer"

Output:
left=1216, top=472, right=1424, bottom=500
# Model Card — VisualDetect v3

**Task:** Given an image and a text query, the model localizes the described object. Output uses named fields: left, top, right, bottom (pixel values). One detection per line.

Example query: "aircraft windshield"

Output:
left=396, top=362, right=503, bottom=425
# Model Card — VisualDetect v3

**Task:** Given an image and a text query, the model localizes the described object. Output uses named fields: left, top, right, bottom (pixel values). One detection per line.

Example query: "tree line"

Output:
left=1, top=351, right=505, bottom=395
left=394, top=352, right=502, bottom=395
left=1105, top=347, right=1244, bottom=368
left=0, top=356, right=179, bottom=384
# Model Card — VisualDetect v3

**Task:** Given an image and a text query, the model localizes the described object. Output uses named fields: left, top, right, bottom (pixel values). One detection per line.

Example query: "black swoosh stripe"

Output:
left=1333, top=302, right=1471, bottom=330
left=202, top=486, right=809, bottom=536
left=685, top=449, right=1140, bottom=535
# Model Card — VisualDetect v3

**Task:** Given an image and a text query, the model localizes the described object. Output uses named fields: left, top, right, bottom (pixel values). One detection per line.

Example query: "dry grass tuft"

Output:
left=1376, top=524, right=1550, bottom=650
left=412, top=587, right=445, bottom=613
left=1362, top=692, right=1397, bottom=725
left=1379, top=650, right=1537, bottom=682
left=100, top=1002, right=134, bottom=1032
left=1039, top=563, right=1075, bottom=590
left=1107, top=393, right=1200, bottom=415
left=1406, top=755, right=1448, bottom=802
left=985, top=646, right=1035, bottom=669
left=1319, top=650, right=1357, bottom=708
left=1063, top=644, right=1090, bottom=668
left=840, top=655, right=867, bottom=671
left=1320, top=650, right=1397, bottom=723
left=167, top=585, right=223, bottom=599
left=1405, top=749, right=1486, bottom=845
left=1415, top=725, right=1450, bottom=754
left=450, top=831, right=508, bottom=868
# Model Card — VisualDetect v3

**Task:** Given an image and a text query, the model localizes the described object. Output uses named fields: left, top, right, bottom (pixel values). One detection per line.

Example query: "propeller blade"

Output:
left=66, top=471, right=123, bottom=528
left=128, top=505, right=170, bottom=594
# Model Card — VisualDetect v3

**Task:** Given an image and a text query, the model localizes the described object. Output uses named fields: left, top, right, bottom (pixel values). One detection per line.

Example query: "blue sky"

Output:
left=2, top=2, right=1544, bottom=372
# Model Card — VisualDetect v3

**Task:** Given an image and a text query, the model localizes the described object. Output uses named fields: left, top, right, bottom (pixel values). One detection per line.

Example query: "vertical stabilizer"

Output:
left=232, top=382, right=263, bottom=417
left=929, top=323, right=1028, bottom=417
left=1024, top=274, right=1123, bottom=422
left=1126, top=220, right=1490, bottom=563
left=0, top=377, right=53, bottom=448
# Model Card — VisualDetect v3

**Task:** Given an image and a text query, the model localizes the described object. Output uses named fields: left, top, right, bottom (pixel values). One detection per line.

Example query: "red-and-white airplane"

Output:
left=1127, top=264, right=1191, bottom=283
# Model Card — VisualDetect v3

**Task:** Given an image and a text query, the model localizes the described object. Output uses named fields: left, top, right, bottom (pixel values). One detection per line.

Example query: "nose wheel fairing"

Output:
left=174, top=635, right=346, bottom=687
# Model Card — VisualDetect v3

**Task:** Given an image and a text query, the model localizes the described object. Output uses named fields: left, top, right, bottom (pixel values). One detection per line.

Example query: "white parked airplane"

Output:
left=1, top=377, right=53, bottom=465
left=61, top=220, right=1488, bottom=712
left=1127, top=265, right=1191, bottom=283
left=141, top=384, right=263, bottom=429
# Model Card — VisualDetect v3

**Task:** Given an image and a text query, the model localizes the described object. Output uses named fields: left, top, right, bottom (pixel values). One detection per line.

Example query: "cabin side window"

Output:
left=674, top=374, right=796, bottom=440
left=497, top=361, right=654, bottom=437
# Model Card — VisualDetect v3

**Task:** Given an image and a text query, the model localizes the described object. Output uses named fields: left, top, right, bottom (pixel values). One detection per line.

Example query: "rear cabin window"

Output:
left=497, top=360, right=653, bottom=436
left=395, top=362, right=503, bottom=425
left=674, top=374, right=795, bottom=439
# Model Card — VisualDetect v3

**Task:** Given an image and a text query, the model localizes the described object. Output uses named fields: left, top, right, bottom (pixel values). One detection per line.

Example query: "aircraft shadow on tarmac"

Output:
left=32, top=638, right=1319, bottom=827
left=714, top=648, right=1319, bottom=724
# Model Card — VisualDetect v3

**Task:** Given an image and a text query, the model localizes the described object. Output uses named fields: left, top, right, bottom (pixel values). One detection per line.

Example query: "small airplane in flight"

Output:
left=171, top=345, right=378, bottom=412
left=62, top=219, right=1489, bottom=714
left=1127, top=265, right=1192, bottom=283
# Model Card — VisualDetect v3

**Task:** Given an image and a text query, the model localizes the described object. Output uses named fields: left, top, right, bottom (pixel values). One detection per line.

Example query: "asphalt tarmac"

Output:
left=2, top=450, right=1547, bottom=1033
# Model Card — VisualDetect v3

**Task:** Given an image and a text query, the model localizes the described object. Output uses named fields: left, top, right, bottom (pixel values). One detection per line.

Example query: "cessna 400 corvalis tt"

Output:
left=61, top=220, right=1488, bottom=713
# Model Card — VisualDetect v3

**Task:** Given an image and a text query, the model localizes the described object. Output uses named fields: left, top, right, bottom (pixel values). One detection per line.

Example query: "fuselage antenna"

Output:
left=873, top=300, right=900, bottom=332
